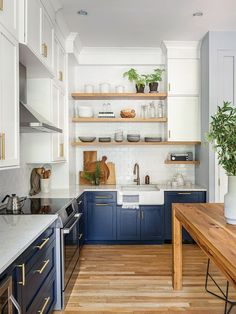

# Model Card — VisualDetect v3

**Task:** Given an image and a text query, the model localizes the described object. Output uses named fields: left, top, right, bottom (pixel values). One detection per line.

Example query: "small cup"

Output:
left=84, top=84, right=94, bottom=93
left=115, top=85, right=125, bottom=93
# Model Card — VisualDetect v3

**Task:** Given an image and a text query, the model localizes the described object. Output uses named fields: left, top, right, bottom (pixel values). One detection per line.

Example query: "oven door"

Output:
left=0, top=276, right=21, bottom=314
left=61, top=213, right=82, bottom=291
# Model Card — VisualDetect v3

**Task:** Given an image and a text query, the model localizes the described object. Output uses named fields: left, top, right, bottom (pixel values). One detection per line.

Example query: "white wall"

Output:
left=74, top=48, right=196, bottom=185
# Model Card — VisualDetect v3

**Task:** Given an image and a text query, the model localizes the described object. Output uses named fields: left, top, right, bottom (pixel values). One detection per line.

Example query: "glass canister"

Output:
left=157, top=101, right=164, bottom=118
left=149, top=101, right=156, bottom=118
left=141, top=105, right=148, bottom=119
left=114, top=129, right=124, bottom=142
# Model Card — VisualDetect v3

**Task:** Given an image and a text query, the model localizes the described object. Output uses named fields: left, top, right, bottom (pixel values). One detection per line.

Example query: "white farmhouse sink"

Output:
left=117, top=185, right=164, bottom=205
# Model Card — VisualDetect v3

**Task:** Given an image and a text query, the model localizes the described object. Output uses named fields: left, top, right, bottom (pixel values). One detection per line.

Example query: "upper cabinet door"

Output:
left=168, top=96, right=200, bottom=141
left=0, top=0, right=18, bottom=38
left=168, top=59, right=199, bottom=95
left=41, top=9, right=54, bottom=69
left=26, top=0, right=42, bottom=56
left=0, top=27, right=19, bottom=168
left=58, top=44, right=66, bottom=84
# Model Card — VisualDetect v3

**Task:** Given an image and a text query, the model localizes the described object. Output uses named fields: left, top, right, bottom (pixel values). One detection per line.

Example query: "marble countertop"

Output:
left=0, top=215, right=57, bottom=275
left=31, top=184, right=207, bottom=199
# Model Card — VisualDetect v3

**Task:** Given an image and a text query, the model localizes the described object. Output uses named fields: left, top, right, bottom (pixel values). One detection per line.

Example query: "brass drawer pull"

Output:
left=0, top=0, right=3, bottom=11
left=17, top=263, right=25, bottom=286
left=177, top=192, right=192, bottom=195
left=42, top=43, right=48, bottom=58
left=95, top=196, right=112, bottom=199
left=59, top=70, right=63, bottom=81
left=35, top=237, right=50, bottom=250
left=60, top=143, right=64, bottom=157
left=38, top=297, right=50, bottom=314
left=79, top=233, right=83, bottom=240
left=141, top=211, right=144, bottom=220
left=95, top=203, right=110, bottom=206
left=35, top=259, right=50, bottom=274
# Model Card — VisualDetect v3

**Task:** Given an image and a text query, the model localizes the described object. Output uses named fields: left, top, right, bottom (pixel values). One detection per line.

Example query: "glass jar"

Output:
left=157, top=101, right=164, bottom=118
left=149, top=102, right=156, bottom=118
left=141, top=105, right=148, bottom=119
left=114, top=129, right=124, bottom=142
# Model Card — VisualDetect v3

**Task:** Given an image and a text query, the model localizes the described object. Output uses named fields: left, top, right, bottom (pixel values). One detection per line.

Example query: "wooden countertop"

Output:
left=172, top=203, right=236, bottom=290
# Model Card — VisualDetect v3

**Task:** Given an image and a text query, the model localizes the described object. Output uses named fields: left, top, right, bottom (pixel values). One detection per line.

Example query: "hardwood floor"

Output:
left=55, top=245, right=236, bottom=313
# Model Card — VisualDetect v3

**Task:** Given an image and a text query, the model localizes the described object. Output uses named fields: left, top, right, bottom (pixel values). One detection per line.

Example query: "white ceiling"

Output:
left=60, top=0, right=236, bottom=47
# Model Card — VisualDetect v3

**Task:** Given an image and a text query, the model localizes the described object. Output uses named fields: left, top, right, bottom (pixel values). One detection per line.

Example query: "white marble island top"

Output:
left=0, top=215, right=57, bottom=275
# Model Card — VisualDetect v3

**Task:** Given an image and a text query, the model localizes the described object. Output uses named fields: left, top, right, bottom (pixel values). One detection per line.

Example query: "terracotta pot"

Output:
left=149, top=82, right=159, bottom=93
left=135, top=84, right=145, bottom=93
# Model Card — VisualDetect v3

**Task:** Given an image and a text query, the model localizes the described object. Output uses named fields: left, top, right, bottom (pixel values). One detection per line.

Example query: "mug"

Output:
left=99, top=82, right=111, bottom=93
left=84, top=84, right=94, bottom=93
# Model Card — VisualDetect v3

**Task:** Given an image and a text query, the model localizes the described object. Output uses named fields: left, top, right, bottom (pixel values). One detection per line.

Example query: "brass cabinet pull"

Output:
left=38, top=297, right=50, bottom=314
left=59, top=71, right=63, bottom=81
left=95, top=203, right=110, bottom=206
left=60, top=143, right=64, bottom=157
left=79, top=233, right=83, bottom=240
left=177, top=192, right=192, bottom=195
left=138, top=211, right=141, bottom=219
left=34, top=237, right=49, bottom=250
left=2, top=133, right=5, bottom=160
left=35, top=259, right=50, bottom=274
left=17, top=263, right=25, bottom=286
left=95, top=196, right=111, bottom=199
left=141, top=211, right=144, bottom=220
left=0, top=0, right=3, bottom=11
left=168, top=83, right=171, bottom=91
left=42, top=43, right=48, bottom=58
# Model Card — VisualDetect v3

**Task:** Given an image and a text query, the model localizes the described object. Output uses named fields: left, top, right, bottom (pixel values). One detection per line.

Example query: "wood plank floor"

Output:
left=55, top=244, right=236, bottom=314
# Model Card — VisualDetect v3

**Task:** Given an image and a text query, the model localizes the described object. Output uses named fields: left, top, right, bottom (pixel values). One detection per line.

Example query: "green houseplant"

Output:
left=207, top=101, right=236, bottom=224
left=144, top=68, right=165, bottom=93
left=83, top=162, right=101, bottom=186
left=123, top=68, right=146, bottom=93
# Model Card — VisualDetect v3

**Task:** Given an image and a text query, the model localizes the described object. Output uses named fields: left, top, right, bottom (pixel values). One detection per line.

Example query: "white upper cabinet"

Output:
left=54, top=37, right=66, bottom=86
left=168, top=97, right=200, bottom=141
left=0, top=26, right=19, bottom=168
left=41, top=8, right=54, bottom=69
left=0, top=0, right=18, bottom=38
left=25, top=0, right=41, bottom=56
left=168, top=59, right=199, bottom=95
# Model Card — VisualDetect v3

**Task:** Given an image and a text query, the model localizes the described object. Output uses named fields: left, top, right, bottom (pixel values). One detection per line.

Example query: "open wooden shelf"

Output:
left=72, top=141, right=201, bottom=147
left=71, top=92, right=168, bottom=100
left=72, top=117, right=167, bottom=123
left=165, top=160, right=200, bottom=165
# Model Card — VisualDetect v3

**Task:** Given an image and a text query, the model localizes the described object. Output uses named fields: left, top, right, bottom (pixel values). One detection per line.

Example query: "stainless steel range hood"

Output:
left=19, top=63, right=62, bottom=133
left=20, top=102, right=62, bottom=133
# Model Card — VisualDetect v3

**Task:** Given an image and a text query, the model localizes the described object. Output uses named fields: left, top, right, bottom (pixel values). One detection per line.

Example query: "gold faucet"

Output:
left=133, top=163, right=140, bottom=185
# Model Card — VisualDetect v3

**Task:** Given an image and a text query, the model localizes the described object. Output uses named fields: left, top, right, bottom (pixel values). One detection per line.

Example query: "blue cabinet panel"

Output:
left=117, top=207, right=140, bottom=240
left=86, top=201, right=116, bottom=241
left=140, top=206, right=164, bottom=241
left=164, top=191, right=206, bottom=241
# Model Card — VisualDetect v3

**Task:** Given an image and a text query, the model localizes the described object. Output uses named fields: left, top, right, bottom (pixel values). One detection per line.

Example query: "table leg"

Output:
left=172, top=205, right=183, bottom=290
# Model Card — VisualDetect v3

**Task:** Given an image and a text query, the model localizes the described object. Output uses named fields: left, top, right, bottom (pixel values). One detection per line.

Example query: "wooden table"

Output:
left=172, top=203, right=236, bottom=290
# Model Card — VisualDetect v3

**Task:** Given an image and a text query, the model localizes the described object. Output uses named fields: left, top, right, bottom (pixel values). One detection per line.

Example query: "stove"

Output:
left=0, top=197, right=77, bottom=228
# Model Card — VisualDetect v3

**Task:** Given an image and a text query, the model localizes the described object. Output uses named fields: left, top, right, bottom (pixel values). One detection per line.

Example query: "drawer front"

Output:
left=23, top=240, right=56, bottom=311
left=27, top=270, right=56, bottom=314
left=23, top=227, right=55, bottom=274
left=87, top=191, right=117, bottom=203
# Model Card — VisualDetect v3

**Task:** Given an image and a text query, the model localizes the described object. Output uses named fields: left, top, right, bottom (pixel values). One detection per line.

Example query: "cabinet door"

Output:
left=26, top=0, right=42, bottom=56
left=41, top=9, right=54, bottom=69
left=58, top=44, right=65, bottom=84
left=0, top=28, right=19, bottom=168
left=0, top=0, right=18, bottom=38
left=168, top=59, right=199, bottom=95
left=168, top=96, right=200, bottom=141
left=164, top=191, right=206, bottom=241
left=86, top=202, right=116, bottom=241
left=117, top=207, right=140, bottom=241
left=140, top=206, right=164, bottom=241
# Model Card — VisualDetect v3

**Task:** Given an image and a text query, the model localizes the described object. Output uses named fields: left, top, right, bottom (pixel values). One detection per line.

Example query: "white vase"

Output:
left=224, top=176, right=236, bottom=225
left=40, top=178, right=51, bottom=194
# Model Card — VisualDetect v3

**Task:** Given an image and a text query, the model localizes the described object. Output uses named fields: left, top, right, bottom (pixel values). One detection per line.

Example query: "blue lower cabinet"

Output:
left=140, top=206, right=164, bottom=241
left=164, top=191, right=206, bottom=242
left=117, top=207, right=140, bottom=240
left=86, top=202, right=117, bottom=241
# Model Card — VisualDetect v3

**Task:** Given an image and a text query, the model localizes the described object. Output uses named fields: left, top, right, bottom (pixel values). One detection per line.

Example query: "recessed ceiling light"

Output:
left=77, top=9, right=88, bottom=16
left=193, top=11, right=203, bottom=17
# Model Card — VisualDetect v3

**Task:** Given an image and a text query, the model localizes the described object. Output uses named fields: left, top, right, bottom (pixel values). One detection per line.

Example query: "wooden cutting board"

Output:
left=106, top=162, right=116, bottom=185
left=83, top=151, right=97, bottom=170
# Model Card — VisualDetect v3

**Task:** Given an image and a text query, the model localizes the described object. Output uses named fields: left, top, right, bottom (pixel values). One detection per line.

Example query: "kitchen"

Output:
left=0, top=0, right=236, bottom=313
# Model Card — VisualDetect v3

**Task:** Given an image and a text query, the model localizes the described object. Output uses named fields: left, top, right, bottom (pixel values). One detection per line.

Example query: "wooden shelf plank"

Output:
left=165, top=160, right=200, bottom=165
left=72, top=117, right=167, bottom=123
left=72, top=141, right=201, bottom=147
left=71, top=92, right=168, bottom=100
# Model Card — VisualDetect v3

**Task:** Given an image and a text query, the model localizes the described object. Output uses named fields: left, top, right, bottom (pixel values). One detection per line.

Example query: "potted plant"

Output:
left=123, top=68, right=146, bottom=93
left=145, top=68, right=165, bottom=93
left=83, top=162, right=101, bottom=185
left=207, top=101, right=236, bottom=224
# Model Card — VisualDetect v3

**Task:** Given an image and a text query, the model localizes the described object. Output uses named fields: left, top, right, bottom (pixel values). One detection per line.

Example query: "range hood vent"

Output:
left=20, top=102, right=62, bottom=133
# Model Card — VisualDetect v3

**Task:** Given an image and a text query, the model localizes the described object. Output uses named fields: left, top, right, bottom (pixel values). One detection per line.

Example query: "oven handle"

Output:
left=63, top=213, right=82, bottom=234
